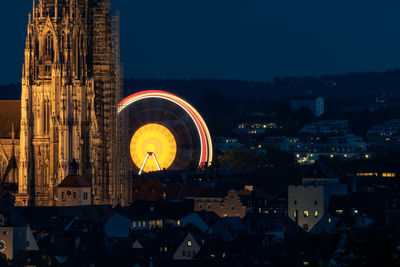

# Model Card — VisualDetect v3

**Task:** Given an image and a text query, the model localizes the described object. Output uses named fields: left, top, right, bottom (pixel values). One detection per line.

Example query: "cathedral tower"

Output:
left=19, top=0, right=123, bottom=206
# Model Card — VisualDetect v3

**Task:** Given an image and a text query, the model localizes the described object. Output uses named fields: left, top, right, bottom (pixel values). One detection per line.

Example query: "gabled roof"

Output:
left=302, top=161, right=337, bottom=179
left=58, top=175, right=90, bottom=188
left=163, top=186, right=222, bottom=200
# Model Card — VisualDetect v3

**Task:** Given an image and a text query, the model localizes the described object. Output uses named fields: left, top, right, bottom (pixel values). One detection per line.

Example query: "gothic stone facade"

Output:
left=19, top=0, right=123, bottom=206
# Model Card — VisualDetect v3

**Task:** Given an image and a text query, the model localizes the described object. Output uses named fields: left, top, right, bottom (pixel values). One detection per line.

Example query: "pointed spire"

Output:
left=39, top=0, right=43, bottom=18
left=32, top=0, right=36, bottom=20
left=55, top=0, right=58, bottom=21
left=70, top=0, right=74, bottom=20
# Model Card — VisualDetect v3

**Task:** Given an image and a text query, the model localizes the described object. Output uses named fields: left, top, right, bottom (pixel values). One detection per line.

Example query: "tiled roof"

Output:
left=58, top=175, right=90, bottom=188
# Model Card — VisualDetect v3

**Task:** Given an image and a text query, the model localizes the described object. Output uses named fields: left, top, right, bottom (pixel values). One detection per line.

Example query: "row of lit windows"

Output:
left=132, top=220, right=163, bottom=229
left=357, top=173, right=396, bottom=177
left=383, top=173, right=396, bottom=177
left=293, top=210, right=319, bottom=218
left=238, top=124, right=275, bottom=129
left=258, top=208, right=279, bottom=214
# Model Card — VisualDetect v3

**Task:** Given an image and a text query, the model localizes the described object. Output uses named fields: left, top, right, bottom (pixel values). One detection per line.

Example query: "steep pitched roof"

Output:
left=58, top=175, right=90, bottom=188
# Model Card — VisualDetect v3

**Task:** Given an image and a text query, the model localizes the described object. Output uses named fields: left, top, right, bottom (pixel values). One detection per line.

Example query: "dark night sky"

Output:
left=1, top=0, right=400, bottom=85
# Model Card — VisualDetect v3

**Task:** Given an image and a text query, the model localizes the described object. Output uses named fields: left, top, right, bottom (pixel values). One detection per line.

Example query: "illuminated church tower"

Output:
left=19, top=0, right=123, bottom=206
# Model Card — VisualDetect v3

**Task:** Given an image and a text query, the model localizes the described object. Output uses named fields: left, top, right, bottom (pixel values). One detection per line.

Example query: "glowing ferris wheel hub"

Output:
left=130, top=123, right=177, bottom=174
left=118, top=90, right=213, bottom=173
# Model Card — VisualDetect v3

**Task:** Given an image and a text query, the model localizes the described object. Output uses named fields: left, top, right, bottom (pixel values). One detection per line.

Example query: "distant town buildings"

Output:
left=367, top=119, right=400, bottom=149
left=299, top=120, right=349, bottom=135
left=234, top=122, right=278, bottom=135
left=214, top=137, right=244, bottom=151
left=264, top=120, right=368, bottom=164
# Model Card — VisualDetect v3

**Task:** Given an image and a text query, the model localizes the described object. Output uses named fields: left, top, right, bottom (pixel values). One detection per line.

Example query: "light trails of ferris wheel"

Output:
left=118, top=90, right=213, bottom=169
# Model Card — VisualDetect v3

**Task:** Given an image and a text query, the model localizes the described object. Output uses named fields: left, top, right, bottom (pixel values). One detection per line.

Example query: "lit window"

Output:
left=187, top=240, right=192, bottom=247
left=304, top=210, right=309, bottom=217
left=314, top=211, right=318, bottom=217
left=294, top=210, right=297, bottom=218
left=328, top=218, right=332, bottom=223
left=336, top=209, right=343, bottom=214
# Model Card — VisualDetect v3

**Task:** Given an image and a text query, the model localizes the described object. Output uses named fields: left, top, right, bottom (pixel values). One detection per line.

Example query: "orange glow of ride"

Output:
left=130, top=123, right=177, bottom=173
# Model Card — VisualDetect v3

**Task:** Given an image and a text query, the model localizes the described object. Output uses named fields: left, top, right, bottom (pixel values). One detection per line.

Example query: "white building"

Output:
left=173, top=232, right=202, bottom=260
left=288, top=178, right=347, bottom=232
left=57, top=175, right=91, bottom=207
left=0, top=208, right=38, bottom=260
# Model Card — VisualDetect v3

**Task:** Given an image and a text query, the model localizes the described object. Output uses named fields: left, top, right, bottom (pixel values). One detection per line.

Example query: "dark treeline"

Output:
left=124, top=68, right=400, bottom=103
left=2, top=68, right=400, bottom=102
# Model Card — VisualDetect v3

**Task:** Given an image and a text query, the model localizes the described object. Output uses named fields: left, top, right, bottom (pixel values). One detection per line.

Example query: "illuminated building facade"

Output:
left=288, top=178, right=347, bottom=232
left=19, top=0, right=123, bottom=206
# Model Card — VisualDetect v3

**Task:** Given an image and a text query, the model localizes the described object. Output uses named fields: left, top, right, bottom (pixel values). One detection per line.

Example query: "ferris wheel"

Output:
left=118, top=90, right=213, bottom=174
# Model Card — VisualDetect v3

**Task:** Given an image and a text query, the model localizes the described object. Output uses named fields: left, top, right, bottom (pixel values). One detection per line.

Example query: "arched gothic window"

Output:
left=44, top=32, right=54, bottom=61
